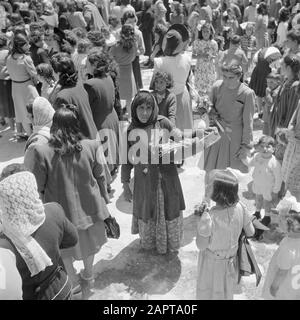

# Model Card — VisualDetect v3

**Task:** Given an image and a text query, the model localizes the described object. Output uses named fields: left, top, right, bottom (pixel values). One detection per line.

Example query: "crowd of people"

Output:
left=0, top=0, right=300, bottom=301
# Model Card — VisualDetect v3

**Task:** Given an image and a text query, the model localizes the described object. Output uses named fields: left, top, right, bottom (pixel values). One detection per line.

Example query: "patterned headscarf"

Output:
left=130, top=91, right=159, bottom=129
left=0, top=172, right=52, bottom=276
left=32, top=97, right=55, bottom=136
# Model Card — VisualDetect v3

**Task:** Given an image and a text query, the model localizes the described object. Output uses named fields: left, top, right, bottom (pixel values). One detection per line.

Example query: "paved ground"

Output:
left=0, top=62, right=284, bottom=300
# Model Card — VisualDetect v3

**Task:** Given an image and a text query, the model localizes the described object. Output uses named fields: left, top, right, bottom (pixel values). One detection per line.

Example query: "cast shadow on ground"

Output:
left=0, top=129, right=25, bottom=163
left=92, top=239, right=181, bottom=299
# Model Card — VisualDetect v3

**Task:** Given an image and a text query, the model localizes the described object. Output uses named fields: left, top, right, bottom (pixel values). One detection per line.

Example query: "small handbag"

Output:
left=104, top=216, right=120, bottom=239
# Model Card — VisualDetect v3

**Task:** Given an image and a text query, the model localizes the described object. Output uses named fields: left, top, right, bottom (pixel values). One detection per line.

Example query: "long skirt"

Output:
left=132, top=56, right=143, bottom=90
left=11, top=80, right=39, bottom=123
left=131, top=174, right=183, bottom=254
left=281, top=138, right=300, bottom=198
left=119, top=64, right=137, bottom=101
left=196, top=249, right=238, bottom=300
left=0, top=79, right=15, bottom=118
left=175, top=87, right=194, bottom=131
left=61, top=220, right=107, bottom=260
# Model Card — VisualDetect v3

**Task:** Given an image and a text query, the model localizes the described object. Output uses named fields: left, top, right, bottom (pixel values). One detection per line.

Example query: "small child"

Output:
left=72, top=38, right=92, bottom=83
left=241, top=136, right=282, bottom=237
left=263, top=72, right=281, bottom=135
left=36, top=63, right=56, bottom=101
left=262, top=197, right=300, bottom=300
left=151, top=71, right=176, bottom=125
left=195, top=169, right=255, bottom=300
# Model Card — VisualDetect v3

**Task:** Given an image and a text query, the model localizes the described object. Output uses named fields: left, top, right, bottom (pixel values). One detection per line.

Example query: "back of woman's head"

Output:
left=87, top=48, right=110, bottom=77
left=257, top=2, right=268, bottom=15
left=10, top=33, right=29, bottom=56
left=36, top=63, right=55, bottom=83
left=0, top=163, right=28, bottom=181
left=279, top=7, right=290, bottom=22
left=50, top=104, right=83, bottom=155
left=87, top=30, right=106, bottom=48
left=284, top=53, right=300, bottom=78
left=29, top=30, right=44, bottom=45
left=119, top=24, right=135, bottom=51
left=51, top=53, right=78, bottom=86
left=210, top=170, right=239, bottom=207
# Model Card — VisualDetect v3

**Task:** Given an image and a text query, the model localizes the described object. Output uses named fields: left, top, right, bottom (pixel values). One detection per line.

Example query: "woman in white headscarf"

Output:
left=0, top=168, right=78, bottom=300
left=24, top=97, right=55, bottom=168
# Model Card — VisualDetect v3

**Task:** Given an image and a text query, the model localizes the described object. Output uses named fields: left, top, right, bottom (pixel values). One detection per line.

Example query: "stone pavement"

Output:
left=0, top=63, right=283, bottom=300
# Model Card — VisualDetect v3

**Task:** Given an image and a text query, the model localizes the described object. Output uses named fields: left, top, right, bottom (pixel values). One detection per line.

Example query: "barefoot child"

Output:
left=195, top=169, right=255, bottom=300
left=241, top=135, right=282, bottom=239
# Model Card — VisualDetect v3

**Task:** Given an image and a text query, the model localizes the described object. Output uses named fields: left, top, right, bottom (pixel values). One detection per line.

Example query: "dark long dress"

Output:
left=53, top=84, right=98, bottom=139
left=249, top=48, right=271, bottom=98
left=140, top=10, right=154, bottom=57
left=121, top=117, right=185, bottom=254
left=84, top=76, right=120, bottom=167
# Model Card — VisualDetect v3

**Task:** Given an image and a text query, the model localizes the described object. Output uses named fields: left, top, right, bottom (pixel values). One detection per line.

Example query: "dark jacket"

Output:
left=0, top=202, right=78, bottom=300
left=30, top=44, right=50, bottom=67
left=53, top=84, right=98, bottom=139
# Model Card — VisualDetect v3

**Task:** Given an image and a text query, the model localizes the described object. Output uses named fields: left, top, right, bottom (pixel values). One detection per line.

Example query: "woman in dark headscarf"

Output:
left=121, top=91, right=211, bottom=254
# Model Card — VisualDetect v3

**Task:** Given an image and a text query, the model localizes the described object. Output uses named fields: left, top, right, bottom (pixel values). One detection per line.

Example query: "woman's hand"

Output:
left=123, top=183, right=133, bottom=202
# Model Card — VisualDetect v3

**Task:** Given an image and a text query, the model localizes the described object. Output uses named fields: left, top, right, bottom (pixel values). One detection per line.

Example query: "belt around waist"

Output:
left=12, top=78, right=31, bottom=83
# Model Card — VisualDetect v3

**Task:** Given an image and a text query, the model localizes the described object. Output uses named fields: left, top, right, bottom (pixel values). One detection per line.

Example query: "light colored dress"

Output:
left=196, top=202, right=253, bottom=300
left=262, top=237, right=300, bottom=300
left=204, top=80, right=255, bottom=173
left=6, top=54, right=39, bottom=125
left=110, top=43, right=137, bottom=101
left=281, top=104, right=300, bottom=199
left=154, top=52, right=193, bottom=131
left=255, top=14, right=269, bottom=49
left=192, top=39, right=218, bottom=97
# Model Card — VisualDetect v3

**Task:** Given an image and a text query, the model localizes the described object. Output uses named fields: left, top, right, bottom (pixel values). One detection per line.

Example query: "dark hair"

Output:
left=36, top=63, right=56, bottom=84
left=0, top=163, right=28, bottom=181
left=152, top=71, right=174, bottom=89
left=132, top=91, right=155, bottom=110
left=121, top=11, right=137, bottom=25
left=49, top=104, right=83, bottom=155
left=287, top=29, right=300, bottom=44
left=221, top=61, right=243, bottom=76
left=26, top=103, right=33, bottom=117
left=257, top=135, right=276, bottom=148
left=230, top=35, right=241, bottom=45
left=257, top=2, right=268, bottom=15
left=9, top=13, right=24, bottom=26
left=0, top=33, right=8, bottom=49
left=64, top=30, right=77, bottom=47
left=279, top=8, right=290, bottom=23
left=283, top=54, right=300, bottom=78
left=198, top=23, right=214, bottom=40
left=119, top=24, right=136, bottom=52
left=87, top=48, right=110, bottom=78
left=10, top=33, right=29, bottom=57
left=286, top=210, right=300, bottom=232
left=51, top=53, right=78, bottom=87
left=171, top=1, right=183, bottom=15
left=211, top=179, right=239, bottom=207
left=267, top=17, right=277, bottom=30
left=20, top=9, right=32, bottom=24
left=87, top=30, right=107, bottom=48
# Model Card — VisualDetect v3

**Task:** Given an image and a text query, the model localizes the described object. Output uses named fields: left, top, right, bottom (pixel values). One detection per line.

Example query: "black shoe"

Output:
left=253, top=211, right=261, bottom=220
left=261, top=215, right=271, bottom=227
